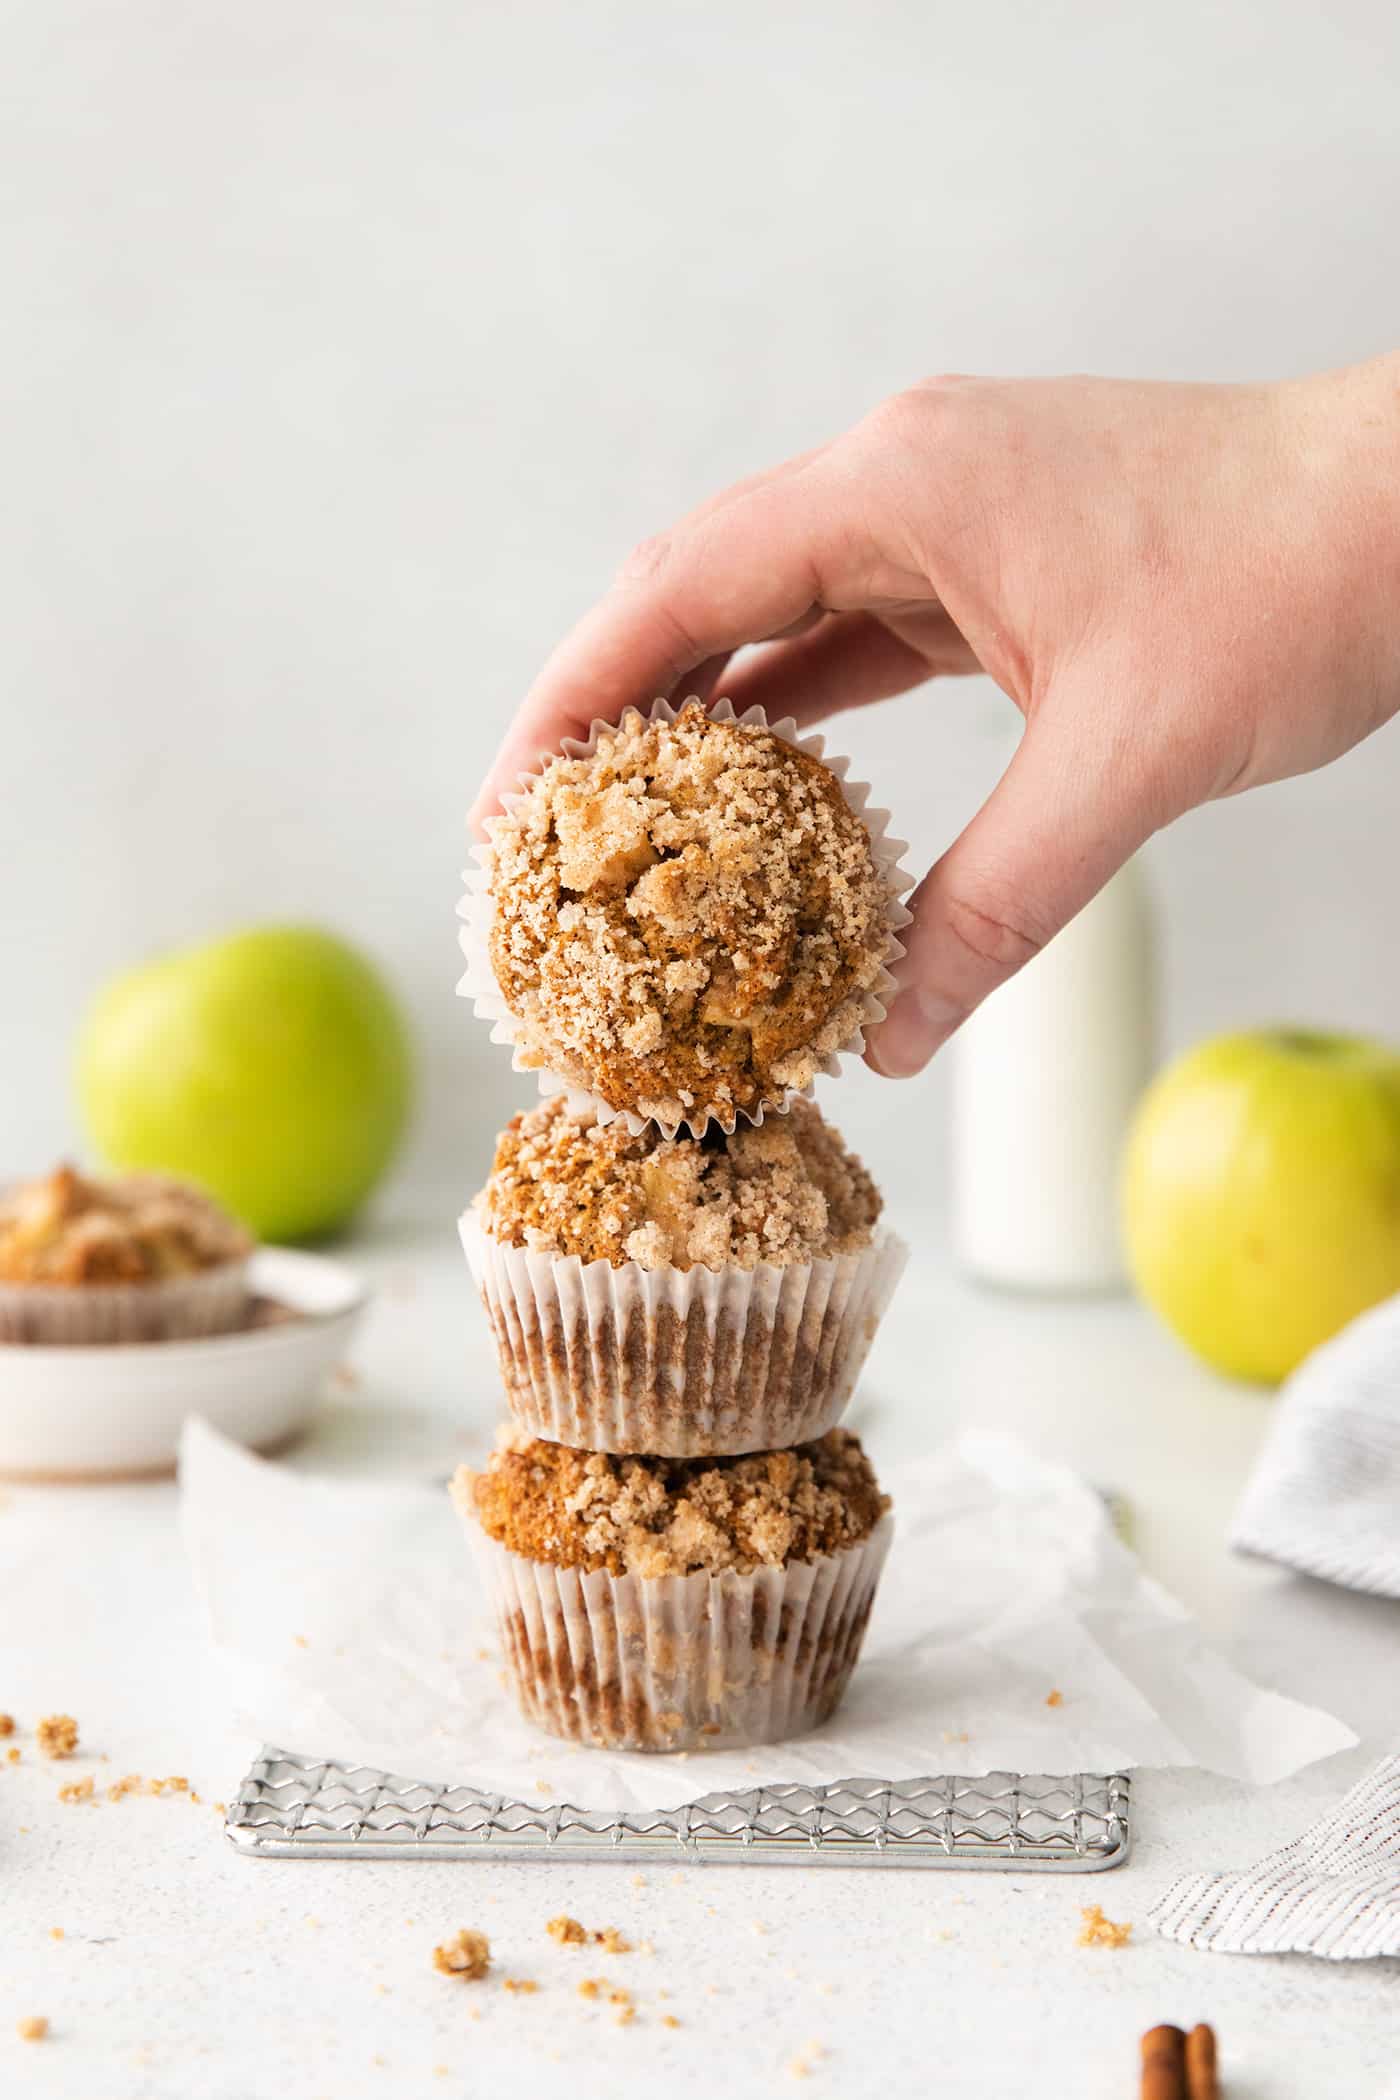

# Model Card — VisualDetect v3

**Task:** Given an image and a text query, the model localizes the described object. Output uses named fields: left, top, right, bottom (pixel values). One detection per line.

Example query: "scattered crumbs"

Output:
left=629, top=1874, right=647, bottom=1889
left=662, top=2014, right=682, bottom=2030
left=188, top=1790, right=202, bottom=1806
left=50, top=1927, right=64, bottom=1940
left=293, top=1635, right=309, bottom=1649
left=610, top=1987, right=635, bottom=2026
left=941, top=1730, right=970, bottom=1745
left=535, top=1778, right=552, bottom=1793
left=596, top=1927, right=632, bottom=1955
left=787, top=2041, right=827, bottom=2081
left=433, top=2067, right=449, bottom=2080
left=0, top=1712, right=14, bottom=1736
left=577, top=1978, right=604, bottom=2001
left=6, top=1746, right=20, bottom=1763
left=1077, top=1904, right=1132, bottom=1950
left=1045, top=1689, right=1064, bottom=1709
left=374, top=1984, right=390, bottom=1997
left=18, top=2016, right=49, bottom=2042
left=638, top=1939, right=655, bottom=1957
left=37, top=1713, right=79, bottom=1759
left=213, top=1802, right=227, bottom=1815
left=475, top=1648, right=493, bottom=1663
left=751, top=1920, right=768, bottom=1936
left=547, top=1916, right=588, bottom=1947
left=58, top=1777, right=95, bottom=1804
left=502, top=1977, right=538, bottom=1995
left=106, top=1774, right=144, bottom=1802
left=433, top=1928, right=491, bottom=1980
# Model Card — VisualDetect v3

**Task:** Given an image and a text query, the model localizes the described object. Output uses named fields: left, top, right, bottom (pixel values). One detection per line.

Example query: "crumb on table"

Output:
left=6, top=1746, right=19, bottom=1764
left=577, top=1978, right=604, bottom=2001
left=1077, top=1903, right=1132, bottom=1949
left=58, top=1777, right=94, bottom=1804
left=17, top=2016, right=49, bottom=2042
left=547, top=1915, right=588, bottom=1946
left=502, top=1977, right=538, bottom=1995
left=433, top=1929, right=491, bottom=1981
left=1045, top=1689, right=1064, bottom=1708
left=37, top=1714, right=78, bottom=1759
left=0, top=1712, right=14, bottom=1736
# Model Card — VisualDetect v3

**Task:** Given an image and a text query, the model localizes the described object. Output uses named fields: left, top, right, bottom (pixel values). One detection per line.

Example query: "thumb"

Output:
left=868, top=703, right=1154, bottom=1077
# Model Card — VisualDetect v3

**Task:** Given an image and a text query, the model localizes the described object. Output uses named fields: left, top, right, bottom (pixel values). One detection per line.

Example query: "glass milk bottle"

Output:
left=949, top=858, right=1157, bottom=1291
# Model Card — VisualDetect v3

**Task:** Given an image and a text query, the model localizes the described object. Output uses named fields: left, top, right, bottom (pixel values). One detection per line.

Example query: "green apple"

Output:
left=1123, top=1028, right=1400, bottom=1384
left=75, top=925, right=414, bottom=1242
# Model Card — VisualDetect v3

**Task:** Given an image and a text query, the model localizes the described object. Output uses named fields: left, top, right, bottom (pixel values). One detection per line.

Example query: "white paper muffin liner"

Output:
left=461, top=1213, right=906, bottom=1457
left=0, top=1258, right=252, bottom=1347
left=458, top=695, right=914, bottom=1139
left=460, top=1509, right=893, bottom=1753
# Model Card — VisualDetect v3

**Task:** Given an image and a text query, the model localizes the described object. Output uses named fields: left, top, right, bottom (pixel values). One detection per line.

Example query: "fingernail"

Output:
left=867, top=988, right=965, bottom=1078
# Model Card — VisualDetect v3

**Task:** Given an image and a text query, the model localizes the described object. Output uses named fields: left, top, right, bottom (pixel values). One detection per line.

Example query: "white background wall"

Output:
left=5, top=0, right=1400, bottom=1216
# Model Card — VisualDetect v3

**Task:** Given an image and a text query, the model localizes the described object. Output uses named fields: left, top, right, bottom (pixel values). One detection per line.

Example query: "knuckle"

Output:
left=941, top=882, right=1048, bottom=978
left=855, top=385, right=939, bottom=453
left=616, top=532, right=674, bottom=587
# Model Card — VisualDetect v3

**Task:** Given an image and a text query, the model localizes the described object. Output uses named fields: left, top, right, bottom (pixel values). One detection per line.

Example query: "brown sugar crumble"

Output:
left=1045, top=1689, right=1064, bottom=1708
left=37, top=1714, right=78, bottom=1759
left=7, top=1745, right=21, bottom=1764
left=457, top=1428, right=888, bottom=1578
left=0, top=1712, right=14, bottom=1736
left=1078, top=1904, right=1132, bottom=1950
left=546, top=1915, right=589, bottom=1946
left=433, top=1929, right=491, bottom=1981
left=17, top=2016, right=49, bottom=2043
left=476, top=1094, right=880, bottom=1273
left=0, top=1166, right=249, bottom=1285
left=58, top=1777, right=94, bottom=1804
left=486, top=701, right=896, bottom=1124
left=501, top=1977, right=539, bottom=1995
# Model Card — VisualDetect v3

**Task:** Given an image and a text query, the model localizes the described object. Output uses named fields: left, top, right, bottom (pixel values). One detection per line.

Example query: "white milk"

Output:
left=949, top=857, right=1157, bottom=1291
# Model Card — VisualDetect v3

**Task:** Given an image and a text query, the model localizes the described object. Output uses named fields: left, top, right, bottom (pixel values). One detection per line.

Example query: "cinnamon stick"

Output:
left=1140, top=2024, right=1187, bottom=2100
left=1185, top=2024, right=1218, bottom=2100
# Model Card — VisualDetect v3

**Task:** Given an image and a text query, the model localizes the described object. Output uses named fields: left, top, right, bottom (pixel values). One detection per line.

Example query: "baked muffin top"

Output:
left=473, top=1093, right=881, bottom=1272
left=455, top=1427, right=889, bottom=1578
left=0, top=1166, right=251, bottom=1286
left=485, top=702, right=895, bottom=1126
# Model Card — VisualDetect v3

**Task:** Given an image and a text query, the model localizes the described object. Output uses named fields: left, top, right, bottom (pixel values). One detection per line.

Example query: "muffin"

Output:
left=453, top=1428, right=892, bottom=1752
left=0, top=1165, right=252, bottom=1344
left=461, top=698, right=910, bottom=1135
left=461, top=1094, right=907, bottom=1455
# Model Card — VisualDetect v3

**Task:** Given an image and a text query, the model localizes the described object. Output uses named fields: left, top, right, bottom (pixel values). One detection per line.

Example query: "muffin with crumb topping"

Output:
left=452, top=1427, right=892, bottom=1751
left=0, top=1165, right=251, bottom=1344
left=461, top=1095, right=905, bottom=1455
left=461, top=698, right=909, bottom=1135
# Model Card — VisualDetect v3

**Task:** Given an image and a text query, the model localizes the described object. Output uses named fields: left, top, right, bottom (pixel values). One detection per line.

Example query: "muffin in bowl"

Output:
left=453, top=1427, right=892, bottom=1752
left=0, top=1165, right=252, bottom=1344
left=465, top=698, right=909, bottom=1135
left=461, top=1094, right=906, bottom=1455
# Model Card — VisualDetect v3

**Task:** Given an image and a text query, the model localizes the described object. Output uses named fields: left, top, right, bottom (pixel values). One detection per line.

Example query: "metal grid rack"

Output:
left=226, top=1748, right=1131, bottom=1871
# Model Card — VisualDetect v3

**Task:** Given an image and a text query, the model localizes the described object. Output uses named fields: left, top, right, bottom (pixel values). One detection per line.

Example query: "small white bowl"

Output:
left=0, top=1247, right=366, bottom=1481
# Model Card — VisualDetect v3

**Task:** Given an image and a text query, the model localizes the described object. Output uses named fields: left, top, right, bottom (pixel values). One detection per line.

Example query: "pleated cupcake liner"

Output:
left=459, top=1509, right=893, bottom=1754
left=0, top=1258, right=252, bottom=1347
left=457, top=695, right=914, bottom=1140
left=461, top=1214, right=907, bottom=1457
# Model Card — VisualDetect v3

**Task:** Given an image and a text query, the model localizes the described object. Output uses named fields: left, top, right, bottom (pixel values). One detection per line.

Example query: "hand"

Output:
left=474, top=360, right=1400, bottom=1076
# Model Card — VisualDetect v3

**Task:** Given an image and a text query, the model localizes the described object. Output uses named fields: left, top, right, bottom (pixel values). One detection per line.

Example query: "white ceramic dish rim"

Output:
left=0, top=1246, right=367, bottom=1362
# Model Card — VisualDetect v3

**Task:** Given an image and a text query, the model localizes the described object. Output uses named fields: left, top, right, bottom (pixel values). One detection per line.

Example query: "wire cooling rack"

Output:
left=225, top=1749, right=1131, bottom=1872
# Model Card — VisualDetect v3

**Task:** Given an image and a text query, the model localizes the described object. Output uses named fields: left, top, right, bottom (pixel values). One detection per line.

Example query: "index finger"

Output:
left=470, top=458, right=856, bottom=829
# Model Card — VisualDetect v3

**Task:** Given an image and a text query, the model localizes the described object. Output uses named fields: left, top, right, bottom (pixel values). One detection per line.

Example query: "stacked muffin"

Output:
left=453, top=700, right=910, bottom=1753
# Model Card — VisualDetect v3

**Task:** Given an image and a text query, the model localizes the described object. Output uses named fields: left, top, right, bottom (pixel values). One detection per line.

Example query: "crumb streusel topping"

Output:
left=475, top=1094, right=881, bottom=1272
left=455, top=1428, right=888, bottom=1578
left=486, top=702, right=895, bottom=1123
left=0, top=1167, right=250, bottom=1287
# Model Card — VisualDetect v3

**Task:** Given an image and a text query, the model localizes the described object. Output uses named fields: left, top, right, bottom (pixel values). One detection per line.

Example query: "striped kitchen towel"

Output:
left=1149, top=1755, right=1400, bottom=1958
left=1230, top=1291, right=1400, bottom=1597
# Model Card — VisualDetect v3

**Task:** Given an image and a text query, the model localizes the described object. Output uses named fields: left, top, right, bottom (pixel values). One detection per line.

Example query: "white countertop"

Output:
left=7, top=1201, right=1400, bottom=2100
